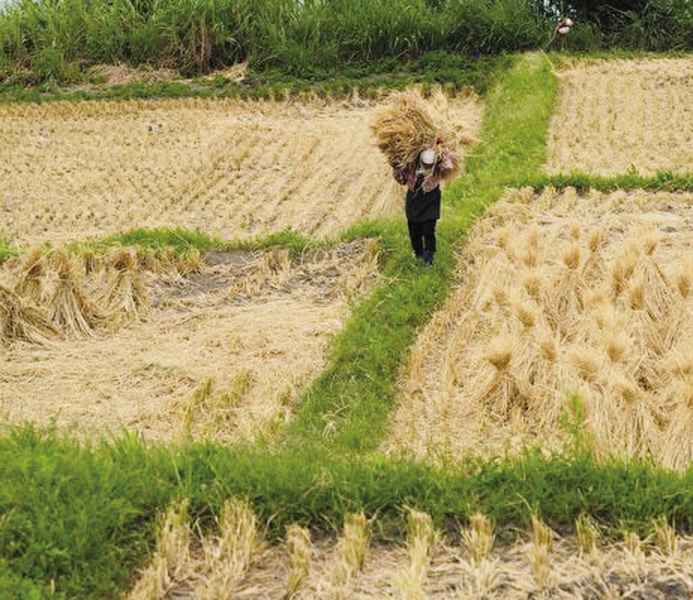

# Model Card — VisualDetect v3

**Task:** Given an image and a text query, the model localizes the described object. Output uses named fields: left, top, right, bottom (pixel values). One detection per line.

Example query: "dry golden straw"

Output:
left=462, top=513, right=495, bottom=565
left=285, top=525, right=313, bottom=599
left=1, top=241, right=379, bottom=442
left=0, top=92, right=482, bottom=247
left=127, top=508, right=693, bottom=599
left=14, top=248, right=47, bottom=303
left=197, top=498, right=263, bottom=599
left=45, top=251, right=104, bottom=337
left=127, top=500, right=194, bottom=600
left=371, top=91, right=442, bottom=170
left=0, top=284, right=58, bottom=346
left=330, top=512, right=370, bottom=598
left=392, top=509, right=438, bottom=600
left=101, top=248, right=149, bottom=320
left=387, top=188, right=693, bottom=470
left=547, top=58, right=692, bottom=175
left=371, top=89, right=476, bottom=184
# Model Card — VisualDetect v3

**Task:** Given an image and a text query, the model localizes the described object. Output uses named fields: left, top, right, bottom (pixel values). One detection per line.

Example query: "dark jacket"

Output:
left=406, top=176, right=441, bottom=223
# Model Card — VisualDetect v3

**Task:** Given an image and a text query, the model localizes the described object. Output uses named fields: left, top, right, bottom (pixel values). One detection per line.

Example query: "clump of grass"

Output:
left=331, top=512, right=370, bottom=596
left=393, top=509, right=437, bottom=600
left=462, top=513, right=495, bottom=565
left=198, top=499, right=262, bottom=598
left=285, top=525, right=312, bottom=599
left=576, top=514, right=601, bottom=555
left=128, top=500, right=193, bottom=600
left=652, top=516, right=677, bottom=556
left=529, top=515, right=554, bottom=590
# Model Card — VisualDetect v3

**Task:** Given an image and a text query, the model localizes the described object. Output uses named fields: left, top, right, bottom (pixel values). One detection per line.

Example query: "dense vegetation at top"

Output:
left=0, top=0, right=690, bottom=84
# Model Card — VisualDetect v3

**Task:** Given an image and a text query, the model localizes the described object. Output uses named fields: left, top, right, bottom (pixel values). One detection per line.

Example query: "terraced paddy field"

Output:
left=546, top=58, right=693, bottom=176
left=128, top=503, right=693, bottom=600
left=387, top=188, right=693, bottom=469
left=0, top=92, right=482, bottom=247
left=0, top=241, right=379, bottom=440
left=1, top=53, right=692, bottom=599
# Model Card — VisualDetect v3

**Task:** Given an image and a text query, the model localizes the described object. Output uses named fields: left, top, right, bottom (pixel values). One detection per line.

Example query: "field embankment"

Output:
left=546, top=58, right=693, bottom=176
left=0, top=92, right=481, bottom=247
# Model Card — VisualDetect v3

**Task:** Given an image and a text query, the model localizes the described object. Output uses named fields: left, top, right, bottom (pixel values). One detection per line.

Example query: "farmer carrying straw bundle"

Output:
left=371, top=91, right=463, bottom=266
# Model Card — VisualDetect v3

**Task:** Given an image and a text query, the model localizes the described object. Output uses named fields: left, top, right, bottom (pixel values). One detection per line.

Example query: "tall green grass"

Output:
left=1, top=0, right=690, bottom=83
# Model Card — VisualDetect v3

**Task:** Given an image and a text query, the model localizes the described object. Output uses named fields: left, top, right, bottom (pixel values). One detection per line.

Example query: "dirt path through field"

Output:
left=0, top=92, right=482, bottom=246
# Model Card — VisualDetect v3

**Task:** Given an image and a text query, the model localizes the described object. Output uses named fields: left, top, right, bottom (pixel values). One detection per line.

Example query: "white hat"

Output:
left=420, top=149, right=437, bottom=166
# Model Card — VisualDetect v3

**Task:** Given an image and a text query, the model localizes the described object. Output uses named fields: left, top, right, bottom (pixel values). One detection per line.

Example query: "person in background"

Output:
left=394, top=148, right=442, bottom=266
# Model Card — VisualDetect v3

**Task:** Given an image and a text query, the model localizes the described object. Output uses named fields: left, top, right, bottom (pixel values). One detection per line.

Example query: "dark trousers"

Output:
left=408, top=219, right=437, bottom=259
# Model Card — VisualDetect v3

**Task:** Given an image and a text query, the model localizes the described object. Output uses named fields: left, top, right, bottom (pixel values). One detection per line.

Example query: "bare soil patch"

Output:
left=546, top=58, right=693, bottom=176
left=386, top=188, right=693, bottom=469
left=0, top=241, right=379, bottom=441
left=0, top=91, right=482, bottom=246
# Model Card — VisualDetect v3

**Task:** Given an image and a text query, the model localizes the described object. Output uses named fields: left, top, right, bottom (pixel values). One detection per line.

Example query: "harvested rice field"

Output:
left=0, top=91, right=482, bottom=246
left=0, top=241, right=379, bottom=441
left=546, top=59, right=693, bottom=175
left=387, top=188, right=693, bottom=469
left=129, top=503, right=693, bottom=599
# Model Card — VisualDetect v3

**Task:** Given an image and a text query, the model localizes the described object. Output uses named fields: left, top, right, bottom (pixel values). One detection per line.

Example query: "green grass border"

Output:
left=518, top=171, right=693, bottom=193
left=1, top=227, right=337, bottom=268
left=1, top=427, right=691, bottom=599
left=0, top=54, right=508, bottom=105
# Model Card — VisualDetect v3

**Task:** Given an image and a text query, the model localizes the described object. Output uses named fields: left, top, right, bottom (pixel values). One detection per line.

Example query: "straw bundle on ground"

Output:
left=102, top=248, right=149, bottom=319
left=14, top=247, right=47, bottom=303
left=46, top=251, right=104, bottom=337
left=0, top=285, right=57, bottom=345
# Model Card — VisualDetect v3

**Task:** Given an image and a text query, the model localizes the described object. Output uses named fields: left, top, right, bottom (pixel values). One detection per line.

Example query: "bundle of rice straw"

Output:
left=103, top=248, right=149, bottom=319
left=371, top=91, right=463, bottom=189
left=46, top=251, right=103, bottom=337
left=14, top=247, right=47, bottom=303
left=0, top=284, right=58, bottom=345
